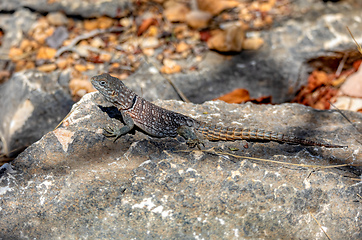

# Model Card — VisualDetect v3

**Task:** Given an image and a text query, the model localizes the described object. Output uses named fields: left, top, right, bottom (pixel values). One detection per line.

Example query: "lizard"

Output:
left=91, top=73, right=345, bottom=149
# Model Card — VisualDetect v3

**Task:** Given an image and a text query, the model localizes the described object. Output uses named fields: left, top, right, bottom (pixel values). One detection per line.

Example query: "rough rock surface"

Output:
left=0, top=92, right=361, bottom=239
left=0, top=0, right=132, bottom=18
left=0, top=70, right=74, bottom=156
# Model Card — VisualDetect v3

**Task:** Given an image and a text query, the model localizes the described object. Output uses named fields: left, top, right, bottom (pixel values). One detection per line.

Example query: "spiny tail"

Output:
left=196, top=124, right=345, bottom=148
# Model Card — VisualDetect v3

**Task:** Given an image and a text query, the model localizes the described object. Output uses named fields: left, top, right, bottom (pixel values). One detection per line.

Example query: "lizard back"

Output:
left=125, top=97, right=198, bottom=137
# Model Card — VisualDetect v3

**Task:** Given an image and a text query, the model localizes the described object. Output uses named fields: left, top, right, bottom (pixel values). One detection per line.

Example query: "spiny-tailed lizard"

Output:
left=91, top=73, right=345, bottom=149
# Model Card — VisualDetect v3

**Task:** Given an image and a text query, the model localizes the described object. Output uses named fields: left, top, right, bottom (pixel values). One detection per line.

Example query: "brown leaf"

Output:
left=307, top=70, right=329, bottom=91
left=137, top=18, right=157, bottom=36
left=248, top=96, right=272, bottom=104
left=199, top=30, right=212, bottom=42
left=214, top=88, right=250, bottom=103
left=353, top=59, right=362, bottom=71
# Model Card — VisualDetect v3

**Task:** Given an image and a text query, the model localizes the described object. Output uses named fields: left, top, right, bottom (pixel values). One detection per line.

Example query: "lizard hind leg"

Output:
left=177, top=125, right=205, bottom=149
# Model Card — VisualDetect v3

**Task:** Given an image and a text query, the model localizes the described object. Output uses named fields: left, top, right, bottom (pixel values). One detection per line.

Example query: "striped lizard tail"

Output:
left=195, top=123, right=345, bottom=148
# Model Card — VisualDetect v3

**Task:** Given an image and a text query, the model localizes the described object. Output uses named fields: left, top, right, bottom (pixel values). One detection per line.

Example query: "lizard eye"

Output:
left=99, top=81, right=106, bottom=86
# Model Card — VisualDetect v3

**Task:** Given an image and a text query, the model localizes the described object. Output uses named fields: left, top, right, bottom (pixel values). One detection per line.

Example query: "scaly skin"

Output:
left=91, top=73, right=345, bottom=149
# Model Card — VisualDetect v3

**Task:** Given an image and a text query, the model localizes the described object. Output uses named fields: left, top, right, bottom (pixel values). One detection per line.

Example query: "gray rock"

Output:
left=46, top=26, right=69, bottom=49
left=0, top=0, right=133, bottom=18
left=0, top=9, right=37, bottom=54
left=0, top=70, right=74, bottom=156
left=0, top=92, right=360, bottom=239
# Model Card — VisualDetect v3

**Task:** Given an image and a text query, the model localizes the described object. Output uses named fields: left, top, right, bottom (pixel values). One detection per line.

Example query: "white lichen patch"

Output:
left=132, top=197, right=156, bottom=210
left=36, top=177, right=53, bottom=205
left=132, top=197, right=174, bottom=219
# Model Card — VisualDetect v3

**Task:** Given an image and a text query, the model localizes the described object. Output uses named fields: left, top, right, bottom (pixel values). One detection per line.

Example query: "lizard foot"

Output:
left=186, top=139, right=205, bottom=150
left=177, top=125, right=205, bottom=149
left=103, top=126, right=123, bottom=142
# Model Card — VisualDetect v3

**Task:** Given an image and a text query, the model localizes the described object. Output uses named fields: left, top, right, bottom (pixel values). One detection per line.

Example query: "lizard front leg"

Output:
left=103, top=111, right=135, bottom=142
left=177, top=125, right=205, bottom=149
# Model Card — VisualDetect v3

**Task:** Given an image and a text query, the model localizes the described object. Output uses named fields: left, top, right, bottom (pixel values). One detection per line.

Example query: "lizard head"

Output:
left=91, top=73, right=136, bottom=110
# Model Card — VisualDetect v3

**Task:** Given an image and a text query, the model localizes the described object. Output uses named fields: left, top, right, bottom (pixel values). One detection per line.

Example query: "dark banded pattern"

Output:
left=194, top=122, right=344, bottom=148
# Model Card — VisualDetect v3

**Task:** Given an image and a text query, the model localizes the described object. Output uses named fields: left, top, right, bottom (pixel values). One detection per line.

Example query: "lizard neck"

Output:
left=114, top=88, right=138, bottom=110
left=100, top=80, right=138, bottom=110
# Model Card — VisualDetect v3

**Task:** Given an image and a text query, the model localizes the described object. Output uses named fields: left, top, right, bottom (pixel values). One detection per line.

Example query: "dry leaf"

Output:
left=214, top=89, right=250, bottom=103
left=137, top=18, right=157, bottom=36
left=308, top=70, right=329, bottom=91
left=249, top=96, right=272, bottom=104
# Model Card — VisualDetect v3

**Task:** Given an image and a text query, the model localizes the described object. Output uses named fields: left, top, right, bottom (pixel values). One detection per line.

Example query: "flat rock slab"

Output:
left=0, top=92, right=361, bottom=239
left=0, top=0, right=132, bottom=18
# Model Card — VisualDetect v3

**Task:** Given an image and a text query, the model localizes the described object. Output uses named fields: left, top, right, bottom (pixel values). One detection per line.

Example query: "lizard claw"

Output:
left=186, top=139, right=205, bottom=150
left=103, top=126, right=123, bottom=142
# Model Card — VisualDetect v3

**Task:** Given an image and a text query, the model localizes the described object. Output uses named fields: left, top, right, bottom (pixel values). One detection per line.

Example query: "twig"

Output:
left=346, top=27, right=362, bottom=55
left=309, top=212, right=332, bottom=240
left=178, top=148, right=354, bottom=169
left=335, top=52, right=348, bottom=77
left=55, top=27, right=124, bottom=57
left=0, top=146, right=28, bottom=159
